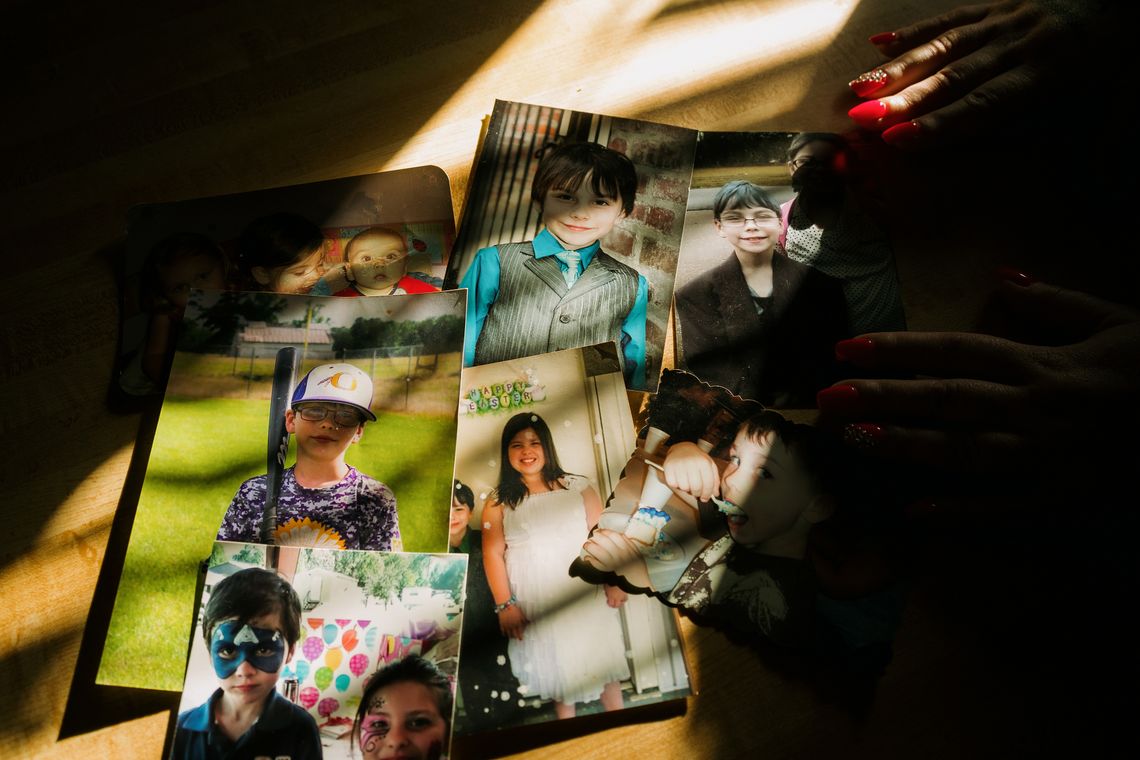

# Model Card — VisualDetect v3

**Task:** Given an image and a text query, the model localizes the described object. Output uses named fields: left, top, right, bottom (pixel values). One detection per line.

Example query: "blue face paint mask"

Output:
left=210, top=621, right=287, bottom=678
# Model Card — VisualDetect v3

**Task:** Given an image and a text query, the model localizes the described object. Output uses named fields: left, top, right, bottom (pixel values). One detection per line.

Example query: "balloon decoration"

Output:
left=349, top=653, right=369, bottom=677
left=292, top=616, right=389, bottom=723
left=302, top=636, right=323, bottom=661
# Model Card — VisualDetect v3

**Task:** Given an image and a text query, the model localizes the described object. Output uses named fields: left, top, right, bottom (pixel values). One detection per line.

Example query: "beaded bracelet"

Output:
left=493, top=595, right=517, bottom=614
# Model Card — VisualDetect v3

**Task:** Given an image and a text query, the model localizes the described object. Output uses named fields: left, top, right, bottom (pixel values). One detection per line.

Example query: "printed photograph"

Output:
left=672, top=132, right=905, bottom=408
left=116, top=166, right=454, bottom=399
left=444, top=100, right=697, bottom=392
left=576, top=370, right=904, bottom=675
left=171, top=542, right=465, bottom=760
left=450, top=345, right=690, bottom=735
left=100, top=290, right=466, bottom=691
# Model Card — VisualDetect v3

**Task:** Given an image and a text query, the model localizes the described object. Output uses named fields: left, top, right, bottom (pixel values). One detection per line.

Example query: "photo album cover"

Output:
left=100, top=289, right=466, bottom=690
left=172, top=542, right=466, bottom=760
left=449, top=344, right=691, bottom=736
left=444, top=100, right=698, bottom=393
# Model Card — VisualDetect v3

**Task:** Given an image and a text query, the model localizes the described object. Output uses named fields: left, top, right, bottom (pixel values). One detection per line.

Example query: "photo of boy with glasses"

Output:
left=674, top=180, right=849, bottom=407
left=217, top=363, right=402, bottom=551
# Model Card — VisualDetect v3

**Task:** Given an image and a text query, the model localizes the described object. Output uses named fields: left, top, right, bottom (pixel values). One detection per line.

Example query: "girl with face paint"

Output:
left=172, top=568, right=322, bottom=760
left=354, top=655, right=452, bottom=760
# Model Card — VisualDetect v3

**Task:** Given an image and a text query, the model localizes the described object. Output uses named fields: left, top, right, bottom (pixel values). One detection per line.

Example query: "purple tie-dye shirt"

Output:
left=217, top=466, right=401, bottom=551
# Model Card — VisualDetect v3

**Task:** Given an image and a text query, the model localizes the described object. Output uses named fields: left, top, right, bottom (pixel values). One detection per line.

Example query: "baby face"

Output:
left=347, top=232, right=408, bottom=292
left=257, top=245, right=327, bottom=294
left=720, top=429, right=815, bottom=550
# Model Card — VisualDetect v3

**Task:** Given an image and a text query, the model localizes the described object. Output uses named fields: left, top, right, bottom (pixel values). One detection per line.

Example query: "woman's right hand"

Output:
left=497, top=604, right=528, bottom=640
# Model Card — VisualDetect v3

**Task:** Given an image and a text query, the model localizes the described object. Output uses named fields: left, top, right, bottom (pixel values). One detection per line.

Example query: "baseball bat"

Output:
left=260, top=346, right=299, bottom=544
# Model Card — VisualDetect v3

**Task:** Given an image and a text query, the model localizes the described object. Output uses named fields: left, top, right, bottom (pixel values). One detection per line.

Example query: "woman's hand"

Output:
left=818, top=277, right=1140, bottom=474
left=662, top=441, right=721, bottom=502
left=847, top=0, right=1090, bottom=148
left=604, top=584, right=628, bottom=608
left=497, top=604, right=528, bottom=640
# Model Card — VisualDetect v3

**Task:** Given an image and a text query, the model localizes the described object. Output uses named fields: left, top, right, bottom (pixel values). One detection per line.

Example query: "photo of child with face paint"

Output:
left=172, top=567, right=321, bottom=760
left=353, top=654, right=453, bottom=760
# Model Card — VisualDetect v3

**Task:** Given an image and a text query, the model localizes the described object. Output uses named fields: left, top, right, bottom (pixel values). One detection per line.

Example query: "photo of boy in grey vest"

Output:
left=459, top=142, right=648, bottom=388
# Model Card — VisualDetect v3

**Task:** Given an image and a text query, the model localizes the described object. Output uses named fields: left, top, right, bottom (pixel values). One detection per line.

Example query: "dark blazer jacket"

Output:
left=674, top=252, right=848, bottom=407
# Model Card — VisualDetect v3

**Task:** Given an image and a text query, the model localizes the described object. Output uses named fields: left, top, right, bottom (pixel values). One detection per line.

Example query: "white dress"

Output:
left=502, top=475, right=631, bottom=704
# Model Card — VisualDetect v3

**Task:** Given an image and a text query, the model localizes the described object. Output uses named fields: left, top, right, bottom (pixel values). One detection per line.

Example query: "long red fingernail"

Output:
left=817, top=384, right=861, bottom=413
left=835, top=337, right=875, bottom=364
left=869, top=32, right=897, bottom=46
left=847, top=99, right=889, bottom=128
left=843, top=423, right=885, bottom=450
left=849, top=69, right=888, bottom=98
left=995, top=266, right=1038, bottom=287
left=881, top=120, right=922, bottom=147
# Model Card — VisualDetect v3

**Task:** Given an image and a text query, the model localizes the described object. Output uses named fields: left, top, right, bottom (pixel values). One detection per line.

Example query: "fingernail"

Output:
left=835, top=337, right=875, bottom=364
left=868, top=32, right=897, bottom=46
left=995, top=266, right=1038, bottom=287
left=843, top=423, right=885, bottom=450
left=881, top=120, right=922, bottom=147
left=847, top=99, right=890, bottom=128
left=816, top=384, right=861, bottom=413
left=849, top=68, right=888, bottom=98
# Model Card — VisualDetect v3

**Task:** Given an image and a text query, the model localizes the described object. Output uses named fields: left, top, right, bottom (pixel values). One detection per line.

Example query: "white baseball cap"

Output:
left=291, top=363, right=376, bottom=421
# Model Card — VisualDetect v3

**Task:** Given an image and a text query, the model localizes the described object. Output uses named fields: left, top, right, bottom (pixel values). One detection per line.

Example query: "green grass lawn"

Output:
left=99, top=396, right=455, bottom=690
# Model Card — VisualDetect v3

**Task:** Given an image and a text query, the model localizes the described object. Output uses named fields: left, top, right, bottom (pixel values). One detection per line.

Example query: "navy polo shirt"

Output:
left=173, top=688, right=322, bottom=760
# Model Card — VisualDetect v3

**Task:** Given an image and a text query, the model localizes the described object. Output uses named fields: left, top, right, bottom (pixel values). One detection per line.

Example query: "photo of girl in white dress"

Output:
left=482, top=412, right=630, bottom=718
left=450, top=344, right=690, bottom=738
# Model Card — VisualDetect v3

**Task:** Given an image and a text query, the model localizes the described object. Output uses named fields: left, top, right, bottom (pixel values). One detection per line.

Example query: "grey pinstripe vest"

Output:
left=473, top=241, right=640, bottom=366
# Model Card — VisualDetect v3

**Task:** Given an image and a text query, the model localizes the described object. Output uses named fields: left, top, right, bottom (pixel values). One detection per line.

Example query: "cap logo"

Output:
left=320, top=372, right=358, bottom=392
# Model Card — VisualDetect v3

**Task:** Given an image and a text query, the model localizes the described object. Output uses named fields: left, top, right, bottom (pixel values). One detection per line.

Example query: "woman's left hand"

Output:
left=846, top=0, right=1090, bottom=148
left=604, top=584, right=628, bottom=608
left=818, top=277, right=1140, bottom=474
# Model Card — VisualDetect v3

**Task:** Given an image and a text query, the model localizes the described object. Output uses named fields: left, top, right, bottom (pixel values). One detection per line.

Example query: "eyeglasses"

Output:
left=717, top=212, right=780, bottom=227
left=295, top=405, right=363, bottom=427
left=788, top=155, right=825, bottom=170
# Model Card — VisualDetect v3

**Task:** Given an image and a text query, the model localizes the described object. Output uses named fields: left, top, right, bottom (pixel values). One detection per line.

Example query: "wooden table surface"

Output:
left=2, top=1, right=1133, bottom=757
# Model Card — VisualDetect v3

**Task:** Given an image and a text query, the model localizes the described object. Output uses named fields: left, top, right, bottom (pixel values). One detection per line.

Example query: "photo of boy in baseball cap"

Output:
left=217, top=363, right=402, bottom=551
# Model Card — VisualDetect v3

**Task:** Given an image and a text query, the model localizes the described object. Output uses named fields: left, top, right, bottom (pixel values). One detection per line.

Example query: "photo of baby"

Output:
left=116, top=167, right=453, bottom=399
left=445, top=100, right=697, bottom=391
